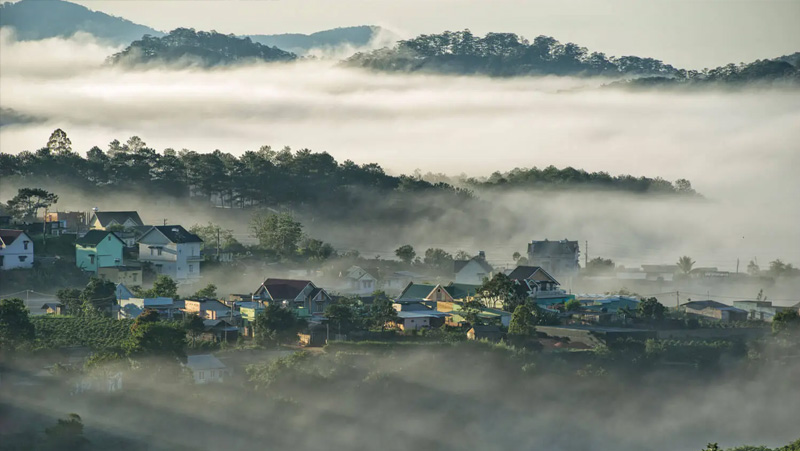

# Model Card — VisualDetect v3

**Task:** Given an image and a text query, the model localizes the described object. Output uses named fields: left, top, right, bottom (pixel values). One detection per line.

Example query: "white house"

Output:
left=186, top=354, right=229, bottom=384
left=137, top=225, right=203, bottom=283
left=0, top=229, right=34, bottom=270
left=340, top=266, right=378, bottom=295
left=454, top=251, right=493, bottom=285
left=527, top=239, right=580, bottom=278
left=89, top=211, right=144, bottom=230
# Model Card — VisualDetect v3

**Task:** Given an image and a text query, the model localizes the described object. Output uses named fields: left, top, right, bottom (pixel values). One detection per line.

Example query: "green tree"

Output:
left=423, top=247, right=453, bottom=268
left=80, top=277, right=116, bottom=316
left=637, top=297, right=666, bottom=321
left=250, top=212, right=303, bottom=258
left=747, top=260, right=761, bottom=276
left=324, top=300, right=361, bottom=335
left=193, top=283, right=218, bottom=299
left=298, top=237, right=335, bottom=261
left=370, top=295, right=399, bottom=331
left=46, top=128, right=72, bottom=154
left=585, top=257, right=615, bottom=274
left=478, top=272, right=528, bottom=311
left=150, top=275, right=178, bottom=299
left=772, top=310, right=800, bottom=336
left=56, top=287, right=82, bottom=315
left=461, top=299, right=484, bottom=325
left=6, top=187, right=58, bottom=220
left=189, top=222, right=240, bottom=251
left=767, top=259, right=799, bottom=278
left=183, top=314, right=206, bottom=346
left=123, top=321, right=187, bottom=362
left=565, top=299, right=582, bottom=311
left=254, top=304, right=306, bottom=346
left=395, top=244, right=416, bottom=264
left=0, top=298, right=35, bottom=351
left=44, top=413, right=88, bottom=450
left=508, top=304, right=535, bottom=336
left=454, top=250, right=472, bottom=261
left=677, top=256, right=695, bottom=275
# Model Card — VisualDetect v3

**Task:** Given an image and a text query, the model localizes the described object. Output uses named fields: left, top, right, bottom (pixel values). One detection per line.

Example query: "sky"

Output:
left=57, top=0, right=800, bottom=69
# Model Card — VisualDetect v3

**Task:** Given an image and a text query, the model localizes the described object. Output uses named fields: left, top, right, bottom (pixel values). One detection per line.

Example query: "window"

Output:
left=150, top=248, right=154, bottom=256
left=189, top=264, right=194, bottom=273
left=210, top=370, right=215, bottom=378
left=132, top=273, right=138, bottom=282
left=89, top=255, right=95, bottom=264
left=199, top=371, right=204, bottom=380
left=157, top=248, right=162, bottom=256
left=19, top=256, right=27, bottom=262
left=23, top=240, right=30, bottom=250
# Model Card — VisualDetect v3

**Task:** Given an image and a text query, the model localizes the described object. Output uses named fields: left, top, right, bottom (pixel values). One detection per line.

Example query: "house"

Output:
left=508, top=265, right=573, bottom=307
left=393, top=300, right=450, bottom=329
left=117, top=297, right=179, bottom=320
left=527, top=239, right=580, bottom=278
left=299, top=323, right=329, bottom=347
left=454, top=251, right=493, bottom=285
left=252, top=278, right=332, bottom=316
left=185, top=354, right=230, bottom=384
left=116, top=283, right=135, bottom=302
left=98, top=265, right=143, bottom=286
left=382, top=270, right=429, bottom=294
left=682, top=300, right=748, bottom=322
left=397, top=282, right=480, bottom=304
left=75, top=230, right=125, bottom=273
left=640, top=265, right=679, bottom=282
left=44, top=211, right=86, bottom=235
left=89, top=211, right=144, bottom=230
left=339, top=266, right=378, bottom=295
left=0, top=229, right=34, bottom=270
left=184, top=298, right=239, bottom=322
left=441, top=303, right=512, bottom=327
left=467, top=325, right=504, bottom=342
left=732, top=300, right=791, bottom=322
left=137, top=225, right=203, bottom=283
left=41, top=303, right=64, bottom=315
left=202, top=319, right=240, bottom=342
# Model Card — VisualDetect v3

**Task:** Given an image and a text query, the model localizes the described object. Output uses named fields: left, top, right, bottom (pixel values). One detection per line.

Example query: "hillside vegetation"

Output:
left=108, top=28, right=297, bottom=67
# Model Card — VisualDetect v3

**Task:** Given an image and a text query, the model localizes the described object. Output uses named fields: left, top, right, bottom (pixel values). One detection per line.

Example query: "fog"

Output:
left=3, top=344, right=800, bottom=451
left=1, top=30, right=799, bottom=273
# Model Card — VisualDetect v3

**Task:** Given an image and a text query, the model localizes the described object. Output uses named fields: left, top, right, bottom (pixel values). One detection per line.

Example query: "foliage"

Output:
left=395, top=244, right=416, bottom=264
left=108, top=27, right=297, bottom=67
left=772, top=310, right=800, bottom=337
left=460, top=299, right=484, bottom=325
left=564, top=299, right=582, bottom=312
left=80, top=276, right=116, bottom=315
left=466, top=165, right=694, bottom=195
left=508, top=304, right=535, bottom=336
left=183, top=314, right=206, bottom=345
left=637, top=297, right=666, bottom=321
left=123, top=321, right=187, bottom=363
left=423, top=247, right=453, bottom=268
left=585, top=257, right=615, bottom=274
left=56, top=288, right=82, bottom=314
left=297, top=237, right=336, bottom=261
left=346, top=29, right=680, bottom=78
left=43, top=413, right=88, bottom=450
left=677, top=256, right=696, bottom=274
left=478, top=272, right=528, bottom=311
left=253, top=304, right=307, bottom=346
left=140, top=275, right=179, bottom=299
left=369, top=296, right=399, bottom=331
left=624, top=59, right=800, bottom=88
left=246, top=351, right=321, bottom=391
left=766, top=259, right=800, bottom=278
left=189, top=222, right=240, bottom=251
left=747, top=260, right=761, bottom=276
left=324, top=300, right=363, bottom=335
left=5, top=187, right=58, bottom=220
left=0, top=298, right=35, bottom=351
left=251, top=212, right=304, bottom=258
left=530, top=304, right=560, bottom=326
left=193, top=283, right=218, bottom=299
left=32, top=316, right=133, bottom=351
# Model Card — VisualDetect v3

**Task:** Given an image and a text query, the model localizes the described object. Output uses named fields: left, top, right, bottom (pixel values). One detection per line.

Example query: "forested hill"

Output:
left=249, top=26, right=384, bottom=55
left=0, top=0, right=163, bottom=45
left=344, top=30, right=680, bottom=77
left=0, top=131, right=699, bottom=213
left=344, top=29, right=800, bottom=85
left=108, top=28, right=297, bottom=67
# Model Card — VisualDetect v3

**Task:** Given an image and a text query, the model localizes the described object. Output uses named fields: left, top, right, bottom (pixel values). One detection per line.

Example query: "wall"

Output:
left=0, top=232, right=34, bottom=270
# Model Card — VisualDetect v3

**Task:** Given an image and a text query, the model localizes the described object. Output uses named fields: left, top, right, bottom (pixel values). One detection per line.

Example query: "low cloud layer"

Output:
left=1, top=31, right=799, bottom=273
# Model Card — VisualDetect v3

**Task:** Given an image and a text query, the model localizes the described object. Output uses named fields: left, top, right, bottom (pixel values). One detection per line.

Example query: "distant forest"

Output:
left=345, top=30, right=800, bottom=85
left=0, top=130, right=698, bottom=216
left=108, top=28, right=297, bottom=67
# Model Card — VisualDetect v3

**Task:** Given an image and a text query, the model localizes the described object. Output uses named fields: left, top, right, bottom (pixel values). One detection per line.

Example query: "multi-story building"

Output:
left=137, top=225, right=203, bottom=283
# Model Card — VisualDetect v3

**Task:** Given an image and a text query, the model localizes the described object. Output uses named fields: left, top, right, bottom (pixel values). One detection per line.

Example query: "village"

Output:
left=2, top=208, right=799, bottom=389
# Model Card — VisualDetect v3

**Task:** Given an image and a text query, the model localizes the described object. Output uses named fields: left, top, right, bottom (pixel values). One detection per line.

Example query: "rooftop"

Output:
left=76, top=230, right=124, bottom=247
left=186, top=354, right=226, bottom=370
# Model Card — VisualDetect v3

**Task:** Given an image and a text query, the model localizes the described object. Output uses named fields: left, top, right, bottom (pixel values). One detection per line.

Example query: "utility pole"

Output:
left=584, top=240, right=588, bottom=268
left=216, top=227, right=220, bottom=262
left=42, top=206, right=48, bottom=253
left=736, top=258, right=740, bottom=274
left=676, top=291, right=680, bottom=308
left=163, top=218, right=167, bottom=226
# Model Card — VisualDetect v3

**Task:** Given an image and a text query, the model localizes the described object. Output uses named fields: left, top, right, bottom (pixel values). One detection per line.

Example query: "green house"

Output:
left=76, top=230, right=125, bottom=273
